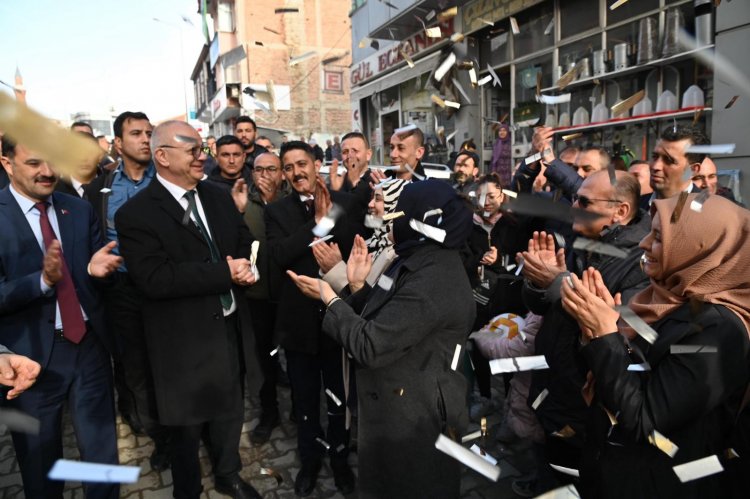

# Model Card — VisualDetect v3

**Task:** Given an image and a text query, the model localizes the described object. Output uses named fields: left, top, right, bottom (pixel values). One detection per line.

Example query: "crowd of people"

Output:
left=0, top=112, right=748, bottom=499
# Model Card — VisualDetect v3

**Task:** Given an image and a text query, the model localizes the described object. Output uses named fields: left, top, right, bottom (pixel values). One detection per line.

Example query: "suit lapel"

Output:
left=0, top=188, right=43, bottom=260
left=196, top=183, right=227, bottom=256
left=52, top=194, right=76, bottom=267
left=149, top=180, right=206, bottom=245
left=362, top=259, right=408, bottom=318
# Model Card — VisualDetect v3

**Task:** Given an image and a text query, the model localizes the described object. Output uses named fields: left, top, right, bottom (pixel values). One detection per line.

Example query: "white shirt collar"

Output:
left=9, top=184, right=51, bottom=214
left=648, top=182, right=696, bottom=206
left=156, top=173, right=192, bottom=203
left=299, top=194, right=314, bottom=203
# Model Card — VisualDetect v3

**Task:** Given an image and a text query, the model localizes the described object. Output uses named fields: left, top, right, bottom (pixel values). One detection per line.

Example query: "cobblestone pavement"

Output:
left=0, top=379, right=528, bottom=498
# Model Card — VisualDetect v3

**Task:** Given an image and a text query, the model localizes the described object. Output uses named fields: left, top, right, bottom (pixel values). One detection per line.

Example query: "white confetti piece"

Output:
left=435, top=52, right=457, bottom=82
left=425, top=26, right=442, bottom=38
left=501, top=189, right=517, bottom=198
left=531, top=388, right=549, bottom=410
left=377, top=274, right=393, bottom=291
left=673, top=455, right=723, bottom=483
left=478, top=75, right=493, bottom=86
left=270, top=346, right=279, bottom=357
left=685, top=144, right=736, bottom=155
left=325, top=388, right=342, bottom=407
left=610, top=0, right=629, bottom=9
left=572, top=238, right=629, bottom=259
left=525, top=152, right=542, bottom=165
left=308, top=234, right=333, bottom=247
left=549, top=463, right=580, bottom=477
left=99, top=187, right=111, bottom=194
left=48, top=460, right=140, bottom=483
left=627, top=362, right=651, bottom=372
left=394, top=123, right=418, bottom=137
left=510, top=17, right=520, bottom=35
left=450, top=344, right=462, bottom=371
left=490, top=355, right=548, bottom=374
left=537, top=93, right=572, bottom=105
left=544, top=18, right=554, bottom=35
left=451, top=78, right=472, bottom=105
left=470, top=444, right=498, bottom=465
left=434, top=434, right=500, bottom=481
left=649, top=429, right=679, bottom=457
left=515, top=260, right=524, bottom=276
left=461, top=430, right=482, bottom=443
left=617, top=306, right=659, bottom=344
left=670, top=345, right=718, bottom=354
left=315, top=437, right=331, bottom=450
left=409, top=219, right=446, bottom=243
left=486, top=64, right=502, bottom=87
left=534, top=484, right=581, bottom=498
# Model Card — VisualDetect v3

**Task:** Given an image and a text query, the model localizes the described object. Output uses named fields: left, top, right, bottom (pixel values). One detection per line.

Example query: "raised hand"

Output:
left=328, top=159, right=345, bottom=191
left=88, top=241, right=123, bottom=278
left=561, top=273, right=620, bottom=342
left=286, top=270, right=337, bottom=304
left=231, top=178, right=248, bottom=213
left=532, top=126, right=556, bottom=163
left=346, top=234, right=373, bottom=292
left=312, top=241, right=343, bottom=274
left=518, top=231, right=566, bottom=289
left=369, top=168, right=388, bottom=190
left=314, top=176, right=333, bottom=224
left=43, top=240, right=64, bottom=286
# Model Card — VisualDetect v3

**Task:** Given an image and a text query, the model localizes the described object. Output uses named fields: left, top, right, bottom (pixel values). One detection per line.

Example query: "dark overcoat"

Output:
left=580, top=302, right=750, bottom=498
left=322, top=245, right=476, bottom=499
left=115, top=179, right=261, bottom=425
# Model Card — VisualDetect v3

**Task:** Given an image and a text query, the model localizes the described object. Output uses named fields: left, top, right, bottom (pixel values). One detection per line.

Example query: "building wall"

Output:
left=234, top=0, right=352, bottom=138
left=712, top=1, right=750, bottom=204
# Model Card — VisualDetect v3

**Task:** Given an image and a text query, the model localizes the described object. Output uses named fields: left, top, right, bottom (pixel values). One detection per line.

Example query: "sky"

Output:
left=0, top=0, right=207, bottom=125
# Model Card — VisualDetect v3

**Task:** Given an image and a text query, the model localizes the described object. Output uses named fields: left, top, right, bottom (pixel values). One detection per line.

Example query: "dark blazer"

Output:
left=265, top=191, right=364, bottom=354
left=322, top=245, right=476, bottom=499
left=0, top=188, right=110, bottom=367
left=580, top=303, right=750, bottom=499
left=115, top=179, right=261, bottom=426
left=83, top=169, right=117, bottom=237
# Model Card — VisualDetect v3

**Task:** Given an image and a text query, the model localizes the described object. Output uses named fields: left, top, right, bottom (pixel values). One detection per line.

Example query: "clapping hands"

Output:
left=560, top=267, right=622, bottom=342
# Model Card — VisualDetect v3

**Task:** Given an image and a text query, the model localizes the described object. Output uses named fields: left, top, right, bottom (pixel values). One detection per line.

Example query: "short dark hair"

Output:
left=660, top=125, right=710, bottom=165
left=460, top=139, right=477, bottom=151
left=629, top=160, right=649, bottom=169
left=215, top=135, right=244, bottom=151
left=456, top=150, right=480, bottom=169
left=341, top=131, right=370, bottom=148
left=235, top=116, right=257, bottom=131
left=280, top=140, right=315, bottom=163
left=612, top=171, right=641, bottom=215
left=70, top=121, right=93, bottom=133
left=1, top=135, right=17, bottom=158
left=113, top=111, right=150, bottom=138
left=396, top=126, right=424, bottom=147
left=477, top=172, right=504, bottom=189
left=582, top=146, right=611, bottom=169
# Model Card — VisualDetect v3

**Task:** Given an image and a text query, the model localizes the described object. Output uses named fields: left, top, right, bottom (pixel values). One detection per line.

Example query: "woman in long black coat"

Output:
left=560, top=193, right=750, bottom=498
left=289, top=180, right=476, bottom=498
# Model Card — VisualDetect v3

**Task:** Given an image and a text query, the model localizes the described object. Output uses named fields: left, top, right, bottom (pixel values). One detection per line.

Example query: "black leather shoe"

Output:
left=294, top=459, right=322, bottom=497
left=250, top=410, right=280, bottom=445
left=214, top=476, right=262, bottom=499
left=331, top=458, right=355, bottom=495
left=149, top=447, right=171, bottom=472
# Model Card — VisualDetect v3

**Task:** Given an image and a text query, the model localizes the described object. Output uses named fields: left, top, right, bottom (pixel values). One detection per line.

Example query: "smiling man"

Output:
left=115, top=120, right=263, bottom=499
left=0, top=137, right=122, bottom=498
left=389, top=125, right=427, bottom=181
left=649, top=125, right=708, bottom=203
left=265, top=141, right=365, bottom=496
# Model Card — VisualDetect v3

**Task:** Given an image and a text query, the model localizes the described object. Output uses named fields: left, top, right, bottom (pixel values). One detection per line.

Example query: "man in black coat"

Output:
left=115, top=120, right=263, bottom=499
left=265, top=141, right=364, bottom=496
left=518, top=170, right=649, bottom=493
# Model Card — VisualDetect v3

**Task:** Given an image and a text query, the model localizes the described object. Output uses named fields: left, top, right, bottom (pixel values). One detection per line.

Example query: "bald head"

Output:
left=150, top=121, right=205, bottom=189
left=693, top=156, right=719, bottom=194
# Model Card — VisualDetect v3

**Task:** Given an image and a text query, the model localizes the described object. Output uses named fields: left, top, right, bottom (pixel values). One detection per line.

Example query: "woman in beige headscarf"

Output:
left=559, top=193, right=750, bottom=499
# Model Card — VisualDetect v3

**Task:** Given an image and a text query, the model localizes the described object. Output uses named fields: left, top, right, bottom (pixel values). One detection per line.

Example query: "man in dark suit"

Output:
left=265, top=141, right=363, bottom=496
left=0, top=138, right=122, bottom=498
left=115, top=120, right=263, bottom=499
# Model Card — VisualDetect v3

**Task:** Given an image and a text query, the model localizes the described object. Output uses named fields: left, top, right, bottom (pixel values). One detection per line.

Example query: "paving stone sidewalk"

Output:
left=0, top=379, right=529, bottom=498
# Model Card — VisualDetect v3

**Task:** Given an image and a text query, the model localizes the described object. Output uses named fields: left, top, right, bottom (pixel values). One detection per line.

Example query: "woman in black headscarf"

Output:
left=289, top=180, right=476, bottom=499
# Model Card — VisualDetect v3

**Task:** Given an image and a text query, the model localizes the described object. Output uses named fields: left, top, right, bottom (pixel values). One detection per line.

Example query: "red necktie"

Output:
left=35, top=202, right=87, bottom=343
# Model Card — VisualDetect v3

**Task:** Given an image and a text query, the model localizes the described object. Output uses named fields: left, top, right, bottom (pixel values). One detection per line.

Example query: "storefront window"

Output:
left=512, top=0, right=554, bottom=58
left=607, top=0, right=659, bottom=25
left=560, top=0, right=600, bottom=40
left=480, top=31, right=511, bottom=68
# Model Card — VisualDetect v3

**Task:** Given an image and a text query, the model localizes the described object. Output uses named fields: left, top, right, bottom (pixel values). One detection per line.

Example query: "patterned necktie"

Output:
left=34, top=202, right=87, bottom=343
left=184, top=191, right=233, bottom=311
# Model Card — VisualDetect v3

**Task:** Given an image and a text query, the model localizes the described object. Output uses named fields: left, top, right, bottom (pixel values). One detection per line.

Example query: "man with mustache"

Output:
left=0, top=137, right=122, bottom=498
left=452, top=150, right=480, bottom=196
left=83, top=111, right=171, bottom=471
left=265, top=141, right=365, bottom=496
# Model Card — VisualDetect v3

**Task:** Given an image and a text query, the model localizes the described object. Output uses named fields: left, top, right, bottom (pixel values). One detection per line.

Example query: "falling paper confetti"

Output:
left=452, top=78, right=472, bottom=104
left=562, top=133, right=583, bottom=141
left=487, top=65, right=502, bottom=87
left=435, top=52, right=457, bottom=82
left=409, top=219, right=446, bottom=243
left=649, top=429, right=679, bottom=457
left=48, top=460, right=140, bottom=484
left=325, top=388, right=343, bottom=407
left=426, top=26, right=442, bottom=38
left=0, top=409, right=40, bottom=434
left=611, top=89, right=645, bottom=116
left=617, top=305, right=659, bottom=344
left=537, top=93, right=572, bottom=104
left=627, top=362, right=651, bottom=372
left=450, top=344, right=462, bottom=371
left=478, top=75, right=493, bottom=86
left=549, top=464, right=580, bottom=477
left=673, top=455, right=723, bottom=483
left=689, top=189, right=711, bottom=212
left=510, top=17, right=520, bottom=35
left=609, top=0, right=629, bottom=10
left=489, top=355, right=549, bottom=374
left=437, top=6, right=458, bottom=21
left=572, top=238, right=629, bottom=259
left=434, top=434, right=500, bottom=481
left=670, top=344, right=718, bottom=354
left=685, top=144, right=736, bottom=155
left=531, top=388, right=549, bottom=410
left=470, top=444, right=498, bottom=465
left=461, top=430, right=482, bottom=443
left=534, top=484, right=581, bottom=499
left=308, top=235, right=334, bottom=247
